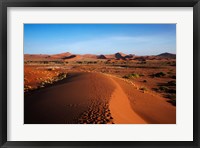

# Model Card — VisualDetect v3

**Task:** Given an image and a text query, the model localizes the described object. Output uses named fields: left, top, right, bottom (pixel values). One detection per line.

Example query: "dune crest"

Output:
left=109, top=78, right=147, bottom=124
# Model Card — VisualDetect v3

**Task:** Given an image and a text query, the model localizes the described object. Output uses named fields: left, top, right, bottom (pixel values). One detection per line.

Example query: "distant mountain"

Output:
left=157, top=52, right=176, bottom=59
left=115, top=52, right=126, bottom=60
left=50, top=52, right=72, bottom=59
left=125, top=54, right=135, bottom=59
left=62, top=55, right=76, bottom=59
left=98, top=55, right=107, bottom=59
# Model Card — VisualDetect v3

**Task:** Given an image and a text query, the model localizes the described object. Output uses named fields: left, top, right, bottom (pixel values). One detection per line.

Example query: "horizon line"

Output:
left=24, top=51, right=176, bottom=56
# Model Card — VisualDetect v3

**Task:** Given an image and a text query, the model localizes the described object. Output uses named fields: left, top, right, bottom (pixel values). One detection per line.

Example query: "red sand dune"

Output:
left=24, top=72, right=116, bottom=124
left=24, top=72, right=176, bottom=124
left=109, top=78, right=147, bottom=124
left=63, top=55, right=83, bottom=61
left=50, top=52, right=72, bottom=59
left=82, top=54, right=98, bottom=59
left=110, top=76, right=176, bottom=124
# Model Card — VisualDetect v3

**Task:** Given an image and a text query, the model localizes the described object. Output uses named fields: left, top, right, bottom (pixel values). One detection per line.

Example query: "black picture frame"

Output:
left=0, top=0, right=199, bottom=147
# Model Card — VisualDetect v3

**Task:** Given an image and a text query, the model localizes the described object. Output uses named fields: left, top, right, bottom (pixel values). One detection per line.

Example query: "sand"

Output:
left=24, top=72, right=116, bottom=124
left=109, top=78, right=147, bottom=124
left=111, top=76, right=176, bottom=124
left=25, top=72, right=176, bottom=124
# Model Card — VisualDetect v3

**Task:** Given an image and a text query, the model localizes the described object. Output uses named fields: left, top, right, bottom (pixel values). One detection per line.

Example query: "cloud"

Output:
left=62, top=35, right=172, bottom=54
left=109, top=36, right=151, bottom=42
left=66, top=35, right=152, bottom=48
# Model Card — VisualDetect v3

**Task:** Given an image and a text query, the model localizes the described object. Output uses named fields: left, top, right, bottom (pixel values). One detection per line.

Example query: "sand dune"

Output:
left=24, top=72, right=175, bottom=124
left=111, top=76, right=176, bottom=124
left=24, top=72, right=116, bottom=124
left=109, top=78, right=147, bottom=124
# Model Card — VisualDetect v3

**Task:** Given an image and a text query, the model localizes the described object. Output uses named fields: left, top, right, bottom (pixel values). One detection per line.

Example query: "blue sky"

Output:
left=24, top=24, right=176, bottom=55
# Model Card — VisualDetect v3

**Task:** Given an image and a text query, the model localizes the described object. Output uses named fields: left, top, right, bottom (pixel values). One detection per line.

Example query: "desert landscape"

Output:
left=24, top=24, right=176, bottom=124
left=24, top=52, right=176, bottom=124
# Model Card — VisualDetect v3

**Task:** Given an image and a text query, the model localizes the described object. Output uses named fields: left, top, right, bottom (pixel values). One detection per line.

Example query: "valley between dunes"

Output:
left=24, top=72, right=176, bottom=124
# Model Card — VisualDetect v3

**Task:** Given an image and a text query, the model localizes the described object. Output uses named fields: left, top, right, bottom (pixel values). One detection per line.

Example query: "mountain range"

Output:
left=24, top=52, right=176, bottom=61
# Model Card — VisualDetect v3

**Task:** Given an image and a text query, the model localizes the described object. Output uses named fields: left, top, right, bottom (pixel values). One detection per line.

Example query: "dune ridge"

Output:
left=109, top=77, right=147, bottom=124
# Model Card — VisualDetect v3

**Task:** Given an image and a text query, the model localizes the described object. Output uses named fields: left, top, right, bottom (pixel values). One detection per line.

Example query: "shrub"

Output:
left=57, top=73, right=67, bottom=79
left=153, top=72, right=166, bottom=77
left=171, top=75, right=176, bottom=79
left=158, top=86, right=173, bottom=93
left=167, top=99, right=176, bottom=106
left=139, top=61, right=146, bottom=64
left=153, top=88, right=159, bottom=92
left=159, top=86, right=169, bottom=91
left=48, top=68, right=55, bottom=71
left=167, top=89, right=176, bottom=93
left=132, top=73, right=140, bottom=78
left=170, top=61, right=176, bottom=66
left=167, top=71, right=172, bottom=74
left=123, top=73, right=140, bottom=79
left=122, top=75, right=130, bottom=79
left=140, top=87, right=147, bottom=91
left=168, top=80, right=176, bottom=86
left=76, top=61, right=82, bottom=64
left=166, top=94, right=176, bottom=99
left=43, top=61, right=49, bottom=64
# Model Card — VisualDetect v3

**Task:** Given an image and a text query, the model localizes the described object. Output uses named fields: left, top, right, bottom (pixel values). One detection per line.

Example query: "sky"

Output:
left=24, top=24, right=176, bottom=55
